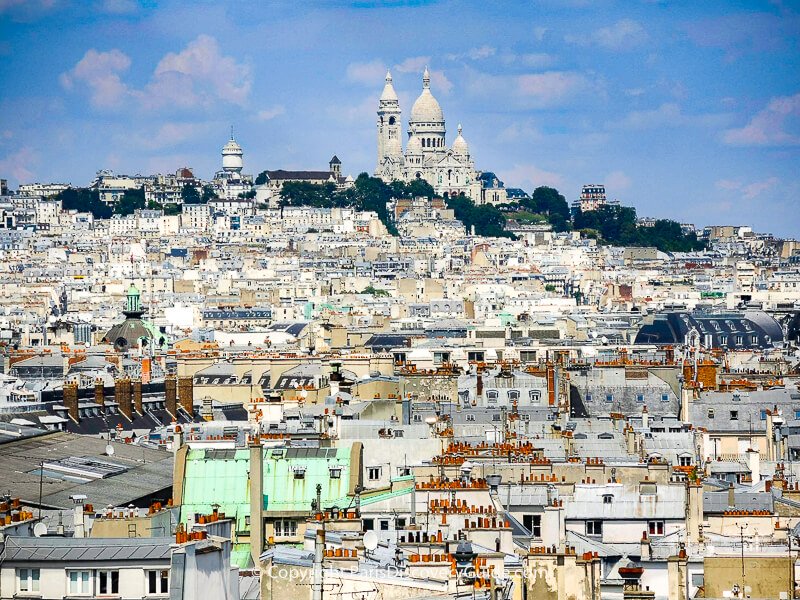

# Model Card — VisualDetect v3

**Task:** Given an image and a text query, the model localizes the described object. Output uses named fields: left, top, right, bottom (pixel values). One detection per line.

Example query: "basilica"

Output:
left=375, top=68, right=483, bottom=202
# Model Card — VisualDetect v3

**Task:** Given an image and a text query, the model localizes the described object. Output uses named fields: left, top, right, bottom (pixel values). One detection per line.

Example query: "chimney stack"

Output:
left=94, top=379, right=105, bottom=406
left=133, top=379, right=143, bottom=415
left=63, top=380, right=79, bottom=423
left=178, top=376, right=194, bottom=416
left=116, top=377, right=132, bottom=421
left=165, top=375, right=177, bottom=417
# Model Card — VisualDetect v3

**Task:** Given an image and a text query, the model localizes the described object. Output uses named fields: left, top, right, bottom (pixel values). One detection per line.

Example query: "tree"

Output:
left=182, top=184, right=202, bottom=205
left=573, top=205, right=705, bottom=252
left=523, top=186, right=571, bottom=231
left=56, top=187, right=112, bottom=219
left=446, top=193, right=515, bottom=239
left=201, top=184, right=218, bottom=203
left=114, top=187, right=145, bottom=215
left=255, top=170, right=268, bottom=185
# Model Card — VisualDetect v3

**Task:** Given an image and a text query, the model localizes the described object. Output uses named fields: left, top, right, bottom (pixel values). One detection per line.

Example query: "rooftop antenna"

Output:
left=230, top=124, right=234, bottom=140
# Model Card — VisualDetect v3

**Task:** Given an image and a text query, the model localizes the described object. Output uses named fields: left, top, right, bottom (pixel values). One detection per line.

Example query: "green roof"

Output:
left=181, top=449, right=252, bottom=535
left=181, top=445, right=355, bottom=534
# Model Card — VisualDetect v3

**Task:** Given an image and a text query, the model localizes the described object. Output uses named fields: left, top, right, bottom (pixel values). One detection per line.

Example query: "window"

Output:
left=761, top=410, right=767, bottom=421
left=586, top=520, right=603, bottom=537
left=380, top=520, right=390, bottom=531
left=523, top=514, right=541, bottom=538
left=466, top=414, right=475, bottom=422
left=368, top=466, right=382, bottom=481
left=413, top=414, right=422, bottom=423
left=97, top=570, right=119, bottom=595
left=730, top=410, right=738, bottom=421
left=397, top=467, right=411, bottom=477
left=274, top=519, right=297, bottom=537
left=492, top=413, right=501, bottom=422
left=796, top=409, right=800, bottom=420
left=661, top=394, right=670, bottom=402
left=605, top=394, right=613, bottom=403
left=648, top=521, right=665, bottom=536
left=146, top=570, right=169, bottom=595
left=679, top=456, right=692, bottom=467
left=329, top=466, right=342, bottom=479
left=636, top=394, right=644, bottom=403
left=363, top=518, right=375, bottom=531
left=602, top=494, right=614, bottom=504
left=17, top=568, right=40, bottom=593
left=69, top=570, right=92, bottom=595
left=708, top=409, right=715, bottom=419
left=486, top=390, right=499, bottom=403
left=529, top=390, right=541, bottom=403
left=508, top=390, right=520, bottom=401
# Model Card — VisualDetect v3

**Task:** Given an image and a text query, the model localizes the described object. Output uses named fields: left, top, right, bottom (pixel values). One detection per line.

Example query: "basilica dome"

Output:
left=452, top=124, right=469, bottom=155
left=410, top=67, right=444, bottom=124
left=406, top=135, right=423, bottom=154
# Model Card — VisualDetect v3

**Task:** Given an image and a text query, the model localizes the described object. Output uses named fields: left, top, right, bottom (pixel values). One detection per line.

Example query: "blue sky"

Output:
left=1, top=0, right=799, bottom=235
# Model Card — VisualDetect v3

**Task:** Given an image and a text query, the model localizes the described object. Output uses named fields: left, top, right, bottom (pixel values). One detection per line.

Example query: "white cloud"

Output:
left=533, top=26, right=547, bottom=42
left=722, top=92, right=800, bottom=146
left=146, top=34, right=251, bottom=108
left=501, top=163, right=565, bottom=190
left=131, top=122, right=207, bottom=150
left=61, top=35, right=252, bottom=113
left=59, top=48, right=131, bottom=108
left=613, top=103, right=728, bottom=130
left=0, top=146, right=38, bottom=184
left=446, top=46, right=496, bottom=61
left=430, top=70, right=453, bottom=95
left=500, top=52, right=554, bottom=68
left=606, top=170, right=631, bottom=191
left=98, top=0, right=137, bottom=14
left=566, top=19, right=648, bottom=51
left=714, top=176, right=780, bottom=200
left=516, top=71, right=588, bottom=106
left=256, top=105, right=286, bottom=121
left=394, top=56, right=429, bottom=74
left=495, top=119, right=544, bottom=143
left=346, top=60, right=386, bottom=85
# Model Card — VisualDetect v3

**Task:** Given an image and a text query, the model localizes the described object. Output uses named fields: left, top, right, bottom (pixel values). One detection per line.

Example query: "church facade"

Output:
left=375, top=68, right=482, bottom=202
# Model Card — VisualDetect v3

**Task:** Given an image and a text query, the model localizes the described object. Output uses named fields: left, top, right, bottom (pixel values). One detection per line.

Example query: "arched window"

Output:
left=389, top=116, right=395, bottom=125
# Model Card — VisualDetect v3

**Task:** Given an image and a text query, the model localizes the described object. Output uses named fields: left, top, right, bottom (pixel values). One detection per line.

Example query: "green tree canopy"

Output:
left=255, top=170, right=268, bottom=185
left=521, top=186, right=571, bottom=231
left=114, top=186, right=146, bottom=215
left=181, top=184, right=202, bottom=205
left=446, top=193, right=514, bottom=239
left=55, top=187, right=112, bottom=219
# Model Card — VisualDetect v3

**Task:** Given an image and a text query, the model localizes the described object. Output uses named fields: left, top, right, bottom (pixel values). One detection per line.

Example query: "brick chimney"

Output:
left=63, top=381, right=79, bottom=423
left=94, top=379, right=105, bottom=406
left=178, top=376, right=194, bottom=416
left=132, top=379, right=143, bottom=415
left=116, top=378, right=132, bottom=421
left=165, top=375, right=177, bottom=417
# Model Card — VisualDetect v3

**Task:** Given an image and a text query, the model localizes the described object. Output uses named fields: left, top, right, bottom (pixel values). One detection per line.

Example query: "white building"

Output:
left=375, top=68, right=481, bottom=201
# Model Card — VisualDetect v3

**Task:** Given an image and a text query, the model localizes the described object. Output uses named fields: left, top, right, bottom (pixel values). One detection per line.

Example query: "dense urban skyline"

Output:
left=1, top=0, right=799, bottom=235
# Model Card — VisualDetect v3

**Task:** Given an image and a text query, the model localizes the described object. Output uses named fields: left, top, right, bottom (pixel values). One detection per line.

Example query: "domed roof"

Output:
left=380, top=70, right=398, bottom=102
left=452, top=124, right=469, bottom=155
left=406, top=135, right=422, bottom=154
left=222, top=135, right=242, bottom=155
left=410, top=67, right=444, bottom=124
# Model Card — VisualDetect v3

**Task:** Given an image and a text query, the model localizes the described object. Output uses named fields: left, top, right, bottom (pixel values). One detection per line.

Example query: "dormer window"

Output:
left=293, top=466, right=306, bottom=479
left=602, top=494, right=614, bottom=504
left=329, top=467, right=342, bottom=479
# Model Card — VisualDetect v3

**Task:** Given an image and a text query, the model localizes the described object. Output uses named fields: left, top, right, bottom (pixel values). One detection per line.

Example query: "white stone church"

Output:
left=374, top=68, right=486, bottom=202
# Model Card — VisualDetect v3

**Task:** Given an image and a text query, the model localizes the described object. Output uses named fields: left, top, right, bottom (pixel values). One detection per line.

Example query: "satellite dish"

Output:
left=105, top=444, right=115, bottom=456
left=33, top=522, right=47, bottom=537
left=363, top=530, right=378, bottom=551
